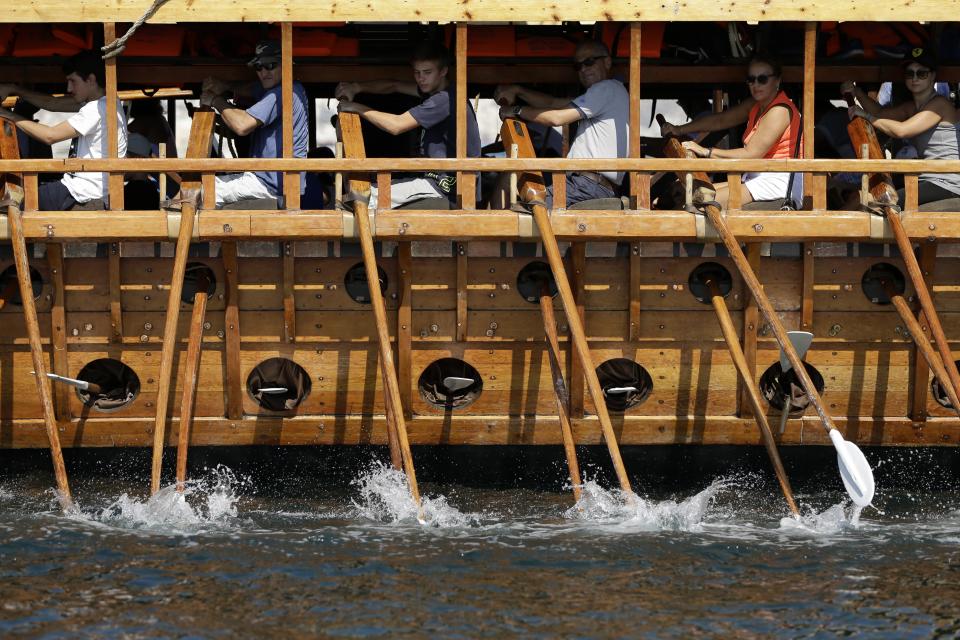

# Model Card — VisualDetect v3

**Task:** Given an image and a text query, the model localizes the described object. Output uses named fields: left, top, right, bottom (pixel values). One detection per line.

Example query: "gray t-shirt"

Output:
left=408, top=88, right=480, bottom=198
left=569, top=79, right=629, bottom=184
left=246, top=81, right=309, bottom=196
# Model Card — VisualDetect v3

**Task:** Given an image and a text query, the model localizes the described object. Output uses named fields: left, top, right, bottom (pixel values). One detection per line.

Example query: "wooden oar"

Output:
left=703, top=275, right=799, bottom=516
left=339, top=112, right=422, bottom=513
left=0, top=117, right=72, bottom=509
left=501, top=116, right=633, bottom=496
left=539, top=285, right=583, bottom=503
left=880, top=278, right=960, bottom=416
left=844, top=94, right=960, bottom=403
left=175, top=274, right=210, bottom=492
left=150, top=107, right=216, bottom=495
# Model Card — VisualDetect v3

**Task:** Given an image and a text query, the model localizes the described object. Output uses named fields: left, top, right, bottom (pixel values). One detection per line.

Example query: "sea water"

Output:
left=0, top=447, right=957, bottom=637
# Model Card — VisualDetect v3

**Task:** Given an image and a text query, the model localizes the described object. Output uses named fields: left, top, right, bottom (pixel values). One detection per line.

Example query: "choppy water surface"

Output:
left=0, top=450, right=958, bottom=638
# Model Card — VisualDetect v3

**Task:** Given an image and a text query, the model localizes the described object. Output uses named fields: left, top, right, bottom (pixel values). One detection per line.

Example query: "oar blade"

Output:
left=780, top=331, right=814, bottom=373
left=442, top=376, right=475, bottom=393
left=605, top=386, right=638, bottom=395
left=829, top=430, right=875, bottom=507
left=259, top=387, right=289, bottom=394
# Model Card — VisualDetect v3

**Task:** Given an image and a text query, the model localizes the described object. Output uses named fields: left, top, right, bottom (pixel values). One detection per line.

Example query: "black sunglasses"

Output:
left=573, top=55, right=607, bottom=71
left=904, top=68, right=931, bottom=80
left=253, top=61, right=279, bottom=72
left=746, top=74, right=772, bottom=85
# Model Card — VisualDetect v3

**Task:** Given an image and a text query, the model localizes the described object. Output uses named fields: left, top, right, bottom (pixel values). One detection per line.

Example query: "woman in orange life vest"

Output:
left=660, top=55, right=801, bottom=208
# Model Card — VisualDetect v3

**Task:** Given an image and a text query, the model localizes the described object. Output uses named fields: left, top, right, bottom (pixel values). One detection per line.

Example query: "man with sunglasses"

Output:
left=494, top=40, right=629, bottom=207
left=201, top=40, right=308, bottom=207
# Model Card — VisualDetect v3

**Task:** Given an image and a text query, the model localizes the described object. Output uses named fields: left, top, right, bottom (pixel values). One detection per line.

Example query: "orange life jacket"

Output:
left=742, top=91, right=802, bottom=160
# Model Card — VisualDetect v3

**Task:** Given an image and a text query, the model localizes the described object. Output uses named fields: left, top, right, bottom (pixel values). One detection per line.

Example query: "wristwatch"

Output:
left=511, top=105, right=523, bottom=119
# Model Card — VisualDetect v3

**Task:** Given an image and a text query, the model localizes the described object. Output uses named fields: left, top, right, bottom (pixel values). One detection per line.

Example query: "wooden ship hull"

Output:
left=1, top=6, right=959, bottom=508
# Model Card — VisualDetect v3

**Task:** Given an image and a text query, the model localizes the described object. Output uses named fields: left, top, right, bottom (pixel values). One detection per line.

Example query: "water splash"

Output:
left=778, top=501, right=863, bottom=535
left=69, top=465, right=248, bottom=534
left=563, top=478, right=729, bottom=532
left=352, top=461, right=477, bottom=528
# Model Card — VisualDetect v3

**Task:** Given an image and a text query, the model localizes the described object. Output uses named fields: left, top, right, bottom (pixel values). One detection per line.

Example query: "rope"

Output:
left=101, top=0, right=173, bottom=60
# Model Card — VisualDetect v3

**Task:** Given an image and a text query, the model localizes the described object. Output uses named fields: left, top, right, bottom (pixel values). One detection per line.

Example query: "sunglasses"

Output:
left=904, top=68, right=931, bottom=80
left=746, top=74, right=773, bottom=85
left=253, top=61, right=279, bottom=72
left=573, top=55, right=607, bottom=71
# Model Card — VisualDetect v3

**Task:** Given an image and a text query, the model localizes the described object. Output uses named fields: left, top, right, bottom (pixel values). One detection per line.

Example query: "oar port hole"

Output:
left=344, top=262, right=388, bottom=305
left=516, top=261, right=558, bottom=304
left=246, top=357, right=312, bottom=411
left=596, top=358, right=653, bottom=412
left=418, top=358, right=483, bottom=410
left=759, top=361, right=826, bottom=413
left=861, top=262, right=906, bottom=305
left=931, top=359, right=960, bottom=409
left=688, top=262, right=733, bottom=304
left=75, top=358, right=141, bottom=412
left=0, top=264, right=43, bottom=306
left=181, top=262, right=217, bottom=305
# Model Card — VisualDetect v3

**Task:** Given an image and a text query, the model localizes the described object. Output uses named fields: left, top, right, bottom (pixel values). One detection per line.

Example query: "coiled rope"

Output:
left=101, top=0, right=172, bottom=60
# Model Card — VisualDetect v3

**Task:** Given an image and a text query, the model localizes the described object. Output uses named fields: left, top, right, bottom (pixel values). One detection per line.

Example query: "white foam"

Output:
left=352, top=461, right=477, bottom=528
left=778, top=502, right=863, bottom=535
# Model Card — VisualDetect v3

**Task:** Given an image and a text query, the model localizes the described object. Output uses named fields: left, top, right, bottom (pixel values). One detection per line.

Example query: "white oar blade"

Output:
left=259, top=387, right=289, bottom=394
left=442, top=377, right=475, bottom=393
left=780, top=331, right=814, bottom=373
left=605, top=386, right=638, bottom=395
left=829, top=430, right=875, bottom=507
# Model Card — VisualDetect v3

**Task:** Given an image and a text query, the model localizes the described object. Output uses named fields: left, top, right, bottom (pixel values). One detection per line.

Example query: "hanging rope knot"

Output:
left=101, top=0, right=172, bottom=60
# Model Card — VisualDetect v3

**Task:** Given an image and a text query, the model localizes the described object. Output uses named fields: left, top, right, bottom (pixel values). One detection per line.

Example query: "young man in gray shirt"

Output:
left=495, top=40, right=629, bottom=207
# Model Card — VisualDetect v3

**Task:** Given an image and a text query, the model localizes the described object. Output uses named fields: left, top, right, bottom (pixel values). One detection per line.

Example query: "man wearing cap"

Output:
left=334, top=41, right=480, bottom=209
left=0, top=50, right=128, bottom=210
left=201, top=40, right=309, bottom=207
left=494, top=40, right=629, bottom=207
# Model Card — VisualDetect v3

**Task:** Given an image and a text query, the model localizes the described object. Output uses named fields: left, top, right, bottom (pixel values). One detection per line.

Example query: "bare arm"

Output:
left=0, top=109, right=78, bottom=145
left=843, top=82, right=911, bottom=120
left=683, top=104, right=791, bottom=159
left=665, top=98, right=754, bottom=137
left=494, top=84, right=571, bottom=110
left=0, top=84, right=81, bottom=113
left=335, top=80, right=420, bottom=101
left=338, top=101, right=419, bottom=135
left=500, top=104, right=582, bottom=128
left=872, top=98, right=953, bottom=139
left=209, top=95, right=260, bottom=137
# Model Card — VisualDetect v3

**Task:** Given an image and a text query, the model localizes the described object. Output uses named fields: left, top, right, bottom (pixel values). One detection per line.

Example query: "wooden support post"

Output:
left=455, top=23, right=476, bottom=209
left=222, top=241, right=243, bottom=420
left=568, top=241, right=586, bottom=418
left=801, top=21, right=818, bottom=318
left=46, top=242, right=70, bottom=419
left=103, top=23, right=124, bottom=211
left=23, top=174, right=37, bottom=211
left=910, top=242, right=937, bottom=422
left=398, top=242, right=413, bottom=418
left=740, top=243, right=761, bottom=417
left=282, top=241, right=296, bottom=343
left=176, top=289, right=208, bottom=490
left=108, top=242, right=123, bottom=343
left=904, top=174, right=920, bottom=211
left=628, top=22, right=642, bottom=208
left=629, top=241, right=641, bottom=341
left=801, top=243, right=814, bottom=330
left=728, top=173, right=743, bottom=210
left=377, top=172, right=391, bottom=212
left=281, top=23, right=300, bottom=210
left=456, top=242, right=467, bottom=342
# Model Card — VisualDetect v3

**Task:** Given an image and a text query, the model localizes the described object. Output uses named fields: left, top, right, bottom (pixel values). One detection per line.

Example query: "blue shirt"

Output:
left=246, top=82, right=309, bottom=195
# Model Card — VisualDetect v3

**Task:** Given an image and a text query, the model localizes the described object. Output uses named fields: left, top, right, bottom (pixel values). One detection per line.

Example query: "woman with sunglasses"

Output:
left=841, top=47, right=960, bottom=205
left=660, top=55, right=801, bottom=208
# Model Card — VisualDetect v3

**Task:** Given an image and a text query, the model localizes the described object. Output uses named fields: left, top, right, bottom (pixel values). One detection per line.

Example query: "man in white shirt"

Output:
left=0, top=50, right=127, bottom=210
left=494, top=40, right=629, bottom=207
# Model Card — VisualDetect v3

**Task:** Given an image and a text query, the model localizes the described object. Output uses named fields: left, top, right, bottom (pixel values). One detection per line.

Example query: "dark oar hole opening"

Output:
left=516, top=261, right=558, bottom=304
left=418, top=358, right=483, bottom=410
left=0, top=264, right=43, bottom=306
left=247, top=357, right=311, bottom=411
left=75, top=358, right=141, bottom=412
left=181, top=262, right=217, bottom=305
left=596, top=358, right=653, bottom=412
left=688, top=261, right=733, bottom=304
left=861, top=262, right=906, bottom=305
left=344, top=262, right=388, bottom=305
left=760, top=361, right=826, bottom=413
left=931, top=360, right=960, bottom=409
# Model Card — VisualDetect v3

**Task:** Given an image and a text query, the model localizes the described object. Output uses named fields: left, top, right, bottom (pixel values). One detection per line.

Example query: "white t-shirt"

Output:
left=569, top=79, right=629, bottom=184
left=62, top=97, right=128, bottom=204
